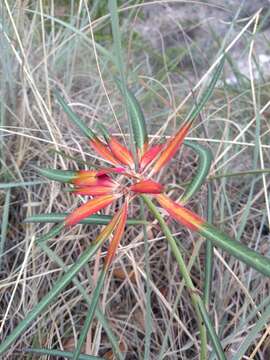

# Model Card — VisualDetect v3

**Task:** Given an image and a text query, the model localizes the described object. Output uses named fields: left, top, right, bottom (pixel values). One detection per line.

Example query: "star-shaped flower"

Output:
left=39, top=91, right=197, bottom=268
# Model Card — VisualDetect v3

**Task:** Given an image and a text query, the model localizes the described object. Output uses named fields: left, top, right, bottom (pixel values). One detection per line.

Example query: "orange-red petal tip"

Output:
left=65, top=194, right=119, bottom=226
left=156, top=194, right=204, bottom=231
left=130, top=179, right=164, bottom=194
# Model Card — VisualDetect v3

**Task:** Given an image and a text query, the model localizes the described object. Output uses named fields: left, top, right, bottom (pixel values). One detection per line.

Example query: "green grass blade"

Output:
left=186, top=57, right=224, bottom=123
left=24, top=347, right=104, bottom=359
left=36, top=223, right=65, bottom=244
left=54, top=90, right=96, bottom=140
left=0, top=189, right=11, bottom=269
left=181, top=141, right=213, bottom=204
left=108, top=0, right=138, bottom=165
left=72, top=269, right=107, bottom=360
left=142, top=195, right=208, bottom=359
left=197, top=302, right=226, bottom=360
left=199, top=223, right=270, bottom=277
left=0, top=180, right=46, bottom=189
left=203, top=185, right=214, bottom=308
left=139, top=198, right=152, bottom=360
left=231, top=301, right=270, bottom=360
left=26, top=9, right=115, bottom=63
left=25, top=213, right=148, bottom=226
left=40, top=242, right=124, bottom=360
left=0, top=240, right=104, bottom=355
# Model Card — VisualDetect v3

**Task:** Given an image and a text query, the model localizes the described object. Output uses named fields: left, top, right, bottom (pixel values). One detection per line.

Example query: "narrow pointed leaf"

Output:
left=156, top=194, right=204, bottom=231
left=72, top=270, right=107, bottom=360
left=24, top=348, right=103, bottom=360
left=25, top=213, right=147, bottom=225
left=199, top=222, right=270, bottom=278
left=181, top=140, right=213, bottom=204
left=36, top=223, right=65, bottom=244
left=157, top=195, right=270, bottom=278
left=115, top=78, right=148, bottom=156
left=65, top=194, right=119, bottom=226
left=151, top=121, right=192, bottom=175
left=104, top=201, right=128, bottom=268
left=130, top=179, right=164, bottom=194
left=54, top=90, right=96, bottom=140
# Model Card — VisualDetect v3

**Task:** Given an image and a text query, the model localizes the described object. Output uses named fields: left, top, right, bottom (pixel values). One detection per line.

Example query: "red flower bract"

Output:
left=43, top=119, right=198, bottom=267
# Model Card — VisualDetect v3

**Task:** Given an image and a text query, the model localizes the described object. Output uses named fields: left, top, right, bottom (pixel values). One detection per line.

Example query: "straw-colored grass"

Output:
left=0, top=1, right=270, bottom=359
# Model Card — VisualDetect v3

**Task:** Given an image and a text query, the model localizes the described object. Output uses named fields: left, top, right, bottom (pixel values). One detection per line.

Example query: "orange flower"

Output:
left=40, top=118, right=199, bottom=267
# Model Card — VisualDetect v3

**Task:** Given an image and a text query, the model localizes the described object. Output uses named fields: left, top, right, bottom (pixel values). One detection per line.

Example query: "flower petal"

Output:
left=90, top=138, right=120, bottom=166
left=151, top=122, right=192, bottom=175
left=130, top=179, right=164, bottom=194
left=139, top=143, right=164, bottom=171
left=72, top=185, right=116, bottom=196
left=73, top=171, right=115, bottom=187
left=156, top=194, right=204, bottom=231
left=104, top=201, right=128, bottom=268
left=65, top=194, right=119, bottom=226
left=97, top=167, right=125, bottom=176
left=108, top=137, right=134, bottom=168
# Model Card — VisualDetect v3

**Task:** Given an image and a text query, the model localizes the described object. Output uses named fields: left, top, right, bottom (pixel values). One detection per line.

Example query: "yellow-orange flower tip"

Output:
left=108, top=137, right=134, bottom=168
left=156, top=194, right=204, bottom=231
left=104, top=201, right=128, bottom=269
left=73, top=171, right=115, bottom=187
left=90, top=138, right=120, bottom=166
left=130, top=179, right=164, bottom=194
left=151, top=122, right=192, bottom=175
left=139, top=144, right=164, bottom=171
left=72, top=185, right=116, bottom=196
left=65, top=194, right=120, bottom=227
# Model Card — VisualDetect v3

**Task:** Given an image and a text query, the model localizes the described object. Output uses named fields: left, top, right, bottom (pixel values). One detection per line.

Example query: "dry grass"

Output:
left=0, top=1, right=270, bottom=359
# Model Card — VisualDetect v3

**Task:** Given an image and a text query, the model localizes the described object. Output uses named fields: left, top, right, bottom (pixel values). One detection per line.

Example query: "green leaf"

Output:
left=181, top=141, right=213, bottom=204
left=24, top=348, right=104, bottom=360
left=24, top=213, right=148, bottom=225
left=186, top=57, right=224, bottom=123
left=72, top=269, right=107, bottom=360
left=200, top=223, right=270, bottom=277
left=54, top=90, right=96, bottom=140
left=35, top=167, right=77, bottom=183
left=115, top=78, right=148, bottom=153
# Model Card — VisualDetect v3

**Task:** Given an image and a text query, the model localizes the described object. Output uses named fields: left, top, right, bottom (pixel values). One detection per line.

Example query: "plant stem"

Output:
left=141, top=195, right=208, bottom=360
left=203, top=184, right=214, bottom=308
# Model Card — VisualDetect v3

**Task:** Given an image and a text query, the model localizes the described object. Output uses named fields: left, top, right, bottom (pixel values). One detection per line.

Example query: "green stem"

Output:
left=72, top=270, right=107, bottom=360
left=139, top=198, right=152, bottom=360
left=142, top=195, right=226, bottom=360
left=203, top=184, right=214, bottom=308
left=141, top=195, right=207, bottom=360
left=39, top=242, right=124, bottom=360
